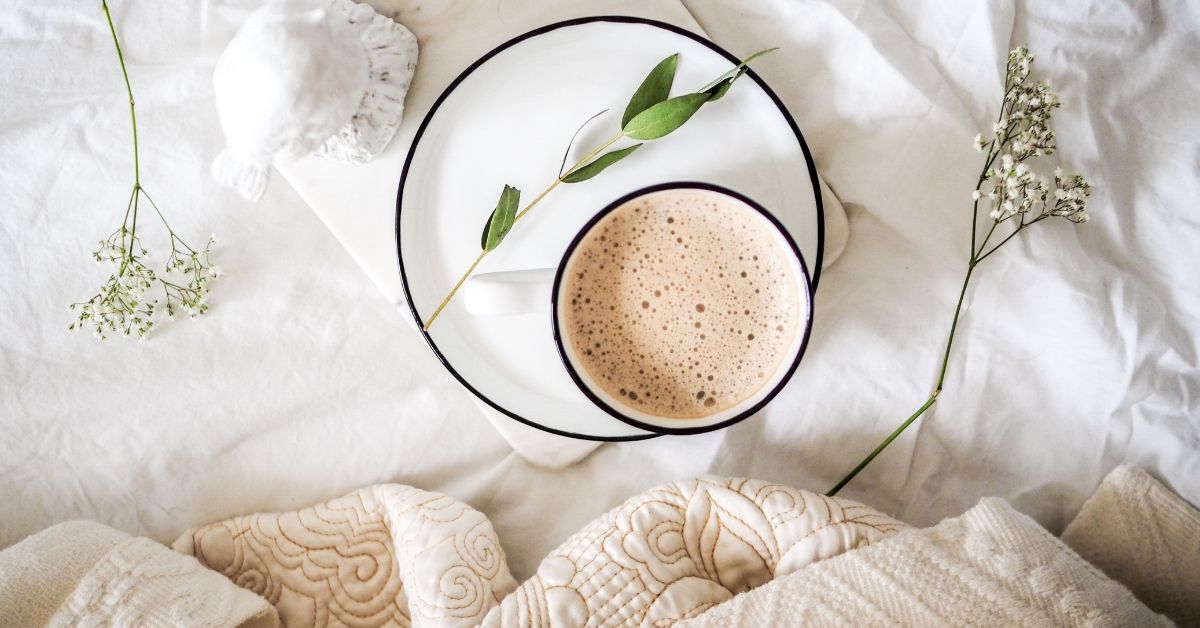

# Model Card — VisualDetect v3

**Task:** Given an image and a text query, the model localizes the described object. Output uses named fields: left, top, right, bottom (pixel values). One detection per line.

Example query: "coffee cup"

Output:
left=464, top=182, right=813, bottom=434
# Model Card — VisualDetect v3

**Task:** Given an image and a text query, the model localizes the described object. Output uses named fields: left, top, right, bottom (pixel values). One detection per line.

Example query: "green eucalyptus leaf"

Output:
left=622, top=53, right=679, bottom=128
left=561, top=144, right=644, bottom=183
left=480, top=185, right=521, bottom=251
left=704, top=76, right=735, bottom=101
left=700, top=47, right=779, bottom=92
left=622, top=92, right=711, bottom=140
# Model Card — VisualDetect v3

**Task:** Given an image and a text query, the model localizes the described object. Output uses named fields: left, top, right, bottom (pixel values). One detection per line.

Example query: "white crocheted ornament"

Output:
left=211, top=0, right=418, bottom=201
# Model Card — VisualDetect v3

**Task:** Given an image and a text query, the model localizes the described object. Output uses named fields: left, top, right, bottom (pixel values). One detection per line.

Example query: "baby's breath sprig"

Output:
left=70, top=1, right=218, bottom=341
left=828, top=47, right=1093, bottom=495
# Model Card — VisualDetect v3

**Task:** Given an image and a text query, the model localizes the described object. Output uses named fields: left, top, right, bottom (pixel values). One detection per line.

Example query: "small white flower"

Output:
left=971, top=190, right=982, bottom=200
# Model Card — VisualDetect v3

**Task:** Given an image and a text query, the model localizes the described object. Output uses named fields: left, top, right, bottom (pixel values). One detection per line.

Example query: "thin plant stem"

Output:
left=71, top=3, right=217, bottom=339
left=422, top=250, right=487, bottom=330
left=422, top=131, right=625, bottom=330
left=825, top=62, right=1043, bottom=495
left=976, top=215, right=1048, bottom=263
left=828, top=195, right=1004, bottom=495
left=828, top=260, right=974, bottom=496
left=827, top=393, right=939, bottom=496
left=935, top=260, right=974, bottom=390
left=103, top=0, right=142, bottom=272
left=139, top=188, right=193, bottom=252
left=827, top=198, right=1040, bottom=494
left=102, top=0, right=138, bottom=187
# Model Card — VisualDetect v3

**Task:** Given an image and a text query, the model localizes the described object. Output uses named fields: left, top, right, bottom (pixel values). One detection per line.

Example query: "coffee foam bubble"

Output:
left=561, top=189, right=801, bottom=419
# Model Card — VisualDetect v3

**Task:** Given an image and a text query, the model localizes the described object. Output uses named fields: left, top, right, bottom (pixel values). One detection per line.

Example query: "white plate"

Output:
left=396, top=17, right=824, bottom=440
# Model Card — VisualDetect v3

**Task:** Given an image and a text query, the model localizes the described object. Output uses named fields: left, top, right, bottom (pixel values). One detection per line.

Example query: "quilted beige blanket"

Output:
left=2, top=468, right=1194, bottom=626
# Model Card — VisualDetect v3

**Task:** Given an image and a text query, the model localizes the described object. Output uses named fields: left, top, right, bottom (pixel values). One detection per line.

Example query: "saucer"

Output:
left=396, top=16, right=824, bottom=440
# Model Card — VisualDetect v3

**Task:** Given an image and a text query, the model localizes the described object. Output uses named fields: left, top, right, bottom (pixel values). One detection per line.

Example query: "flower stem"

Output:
left=421, top=131, right=625, bottom=331
left=102, top=0, right=138, bottom=187
left=975, top=215, right=1047, bottom=263
left=827, top=261, right=974, bottom=496
left=102, top=0, right=144, bottom=268
left=934, top=262, right=975, bottom=391
left=826, top=58, right=1033, bottom=496
left=826, top=392, right=940, bottom=496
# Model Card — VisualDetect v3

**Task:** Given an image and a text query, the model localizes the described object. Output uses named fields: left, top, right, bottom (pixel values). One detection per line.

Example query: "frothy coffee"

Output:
left=560, top=189, right=801, bottom=419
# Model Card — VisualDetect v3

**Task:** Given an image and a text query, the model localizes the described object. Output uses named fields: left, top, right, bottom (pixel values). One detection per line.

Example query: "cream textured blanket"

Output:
left=0, top=521, right=277, bottom=627
left=173, top=478, right=904, bottom=627
left=680, top=498, right=1168, bottom=627
left=2, top=468, right=1192, bottom=626
left=173, top=484, right=517, bottom=627
left=1062, top=465, right=1200, bottom=625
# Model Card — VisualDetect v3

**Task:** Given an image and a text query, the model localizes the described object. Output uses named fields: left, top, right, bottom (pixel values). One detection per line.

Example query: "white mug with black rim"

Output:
left=463, top=181, right=814, bottom=435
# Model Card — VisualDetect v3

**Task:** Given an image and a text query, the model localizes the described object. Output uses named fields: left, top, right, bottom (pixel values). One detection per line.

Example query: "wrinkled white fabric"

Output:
left=1, top=0, right=1197, bottom=585
left=0, top=0, right=511, bottom=561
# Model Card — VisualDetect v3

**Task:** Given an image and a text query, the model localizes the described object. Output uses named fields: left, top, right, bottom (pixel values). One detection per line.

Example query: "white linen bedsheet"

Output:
left=1, top=0, right=1197, bottom=581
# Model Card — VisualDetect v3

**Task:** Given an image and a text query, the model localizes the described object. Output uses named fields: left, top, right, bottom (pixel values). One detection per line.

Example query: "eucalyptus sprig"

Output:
left=827, top=47, right=1093, bottom=495
left=70, top=1, right=218, bottom=341
left=421, top=48, right=778, bottom=330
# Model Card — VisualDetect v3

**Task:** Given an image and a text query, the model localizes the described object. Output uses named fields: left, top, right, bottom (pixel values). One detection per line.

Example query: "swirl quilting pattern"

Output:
left=480, top=476, right=908, bottom=627
left=173, top=484, right=517, bottom=627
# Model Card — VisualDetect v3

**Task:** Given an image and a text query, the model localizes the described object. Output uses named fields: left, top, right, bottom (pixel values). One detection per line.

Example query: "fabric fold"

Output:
left=0, top=520, right=278, bottom=628
left=680, top=497, right=1168, bottom=627
left=1062, top=464, right=1200, bottom=626
left=174, top=483, right=517, bottom=627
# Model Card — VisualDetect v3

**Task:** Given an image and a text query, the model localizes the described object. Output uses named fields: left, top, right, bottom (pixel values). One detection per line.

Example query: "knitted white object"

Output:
left=680, top=497, right=1169, bottom=627
left=212, top=0, right=417, bottom=201
left=1062, top=465, right=1200, bottom=626
left=311, top=0, right=417, bottom=164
